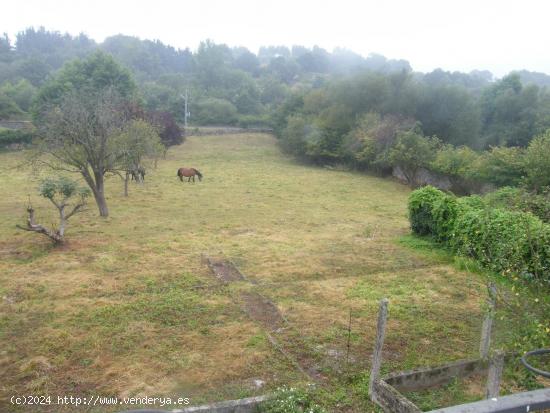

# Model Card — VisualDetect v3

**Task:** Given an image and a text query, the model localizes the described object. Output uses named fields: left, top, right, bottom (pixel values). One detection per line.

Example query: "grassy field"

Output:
left=0, top=133, right=544, bottom=412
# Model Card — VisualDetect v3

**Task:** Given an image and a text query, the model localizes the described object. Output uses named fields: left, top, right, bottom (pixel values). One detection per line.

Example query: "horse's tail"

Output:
left=177, top=169, right=183, bottom=181
left=193, top=168, right=203, bottom=180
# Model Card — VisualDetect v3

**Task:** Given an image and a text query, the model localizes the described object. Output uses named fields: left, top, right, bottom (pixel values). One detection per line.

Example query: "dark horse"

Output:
left=130, top=165, right=146, bottom=182
left=177, top=167, right=203, bottom=183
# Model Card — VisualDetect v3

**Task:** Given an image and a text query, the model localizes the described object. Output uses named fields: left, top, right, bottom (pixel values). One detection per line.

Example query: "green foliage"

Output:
left=0, top=129, right=34, bottom=148
left=416, top=84, right=481, bottom=147
left=452, top=208, right=549, bottom=282
left=33, top=50, right=137, bottom=118
left=39, top=176, right=90, bottom=201
left=280, top=115, right=315, bottom=156
left=260, top=386, right=327, bottom=413
left=0, top=92, right=23, bottom=119
left=407, top=186, right=449, bottom=236
left=193, top=97, right=238, bottom=125
left=409, top=186, right=550, bottom=284
left=480, top=74, right=549, bottom=147
left=473, top=146, right=525, bottom=187
left=0, top=79, right=36, bottom=112
left=113, top=119, right=163, bottom=170
left=387, top=130, right=440, bottom=183
left=484, top=187, right=550, bottom=224
left=430, top=145, right=479, bottom=179
left=524, top=130, right=550, bottom=191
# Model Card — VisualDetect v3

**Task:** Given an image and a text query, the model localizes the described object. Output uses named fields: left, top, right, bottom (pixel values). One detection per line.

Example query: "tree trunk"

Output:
left=58, top=204, right=67, bottom=237
left=80, top=169, right=109, bottom=217
left=92, top=172, right=109, bottom=217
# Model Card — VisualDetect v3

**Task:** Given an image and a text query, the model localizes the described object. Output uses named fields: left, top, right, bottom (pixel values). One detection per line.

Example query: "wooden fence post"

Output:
left=486, top=350, right=505, bottom=399
left=479, top=283, right=497, bottom=359
left=369, top=298, right=389, bottom=400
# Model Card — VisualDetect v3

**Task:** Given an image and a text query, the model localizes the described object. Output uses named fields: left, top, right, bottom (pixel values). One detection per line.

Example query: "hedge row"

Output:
left=408, top=186, right=550, bottom=284
left=0, top=129, right=35, bottom=148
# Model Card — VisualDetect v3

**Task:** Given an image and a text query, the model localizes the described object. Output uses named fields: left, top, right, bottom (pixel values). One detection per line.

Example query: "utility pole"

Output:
left=182, top=89, right=189, bottom=129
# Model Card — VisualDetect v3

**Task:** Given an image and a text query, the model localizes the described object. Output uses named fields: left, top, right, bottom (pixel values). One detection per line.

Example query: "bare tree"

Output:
left=17, top=177, right=90, bottom=244
left=32, top=89, right=128, bottom=217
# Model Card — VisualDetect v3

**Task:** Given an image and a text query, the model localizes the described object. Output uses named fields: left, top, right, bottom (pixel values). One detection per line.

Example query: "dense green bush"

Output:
left=192, top=97, right=239, bottom=125
left=430, top=145, right=479, bottom=180
left=452, top=208, right=549, bottom=281
left=408, top=186, right=550, bottom=284
left=524, top=130, right=550, bottom=191
left=484, top=187, right=550, bottom=224
left=473, top=146, right=526, bottom=187
left=407, top=186, right=449, bottom=236
left=0, top=129, right=35, bottom=148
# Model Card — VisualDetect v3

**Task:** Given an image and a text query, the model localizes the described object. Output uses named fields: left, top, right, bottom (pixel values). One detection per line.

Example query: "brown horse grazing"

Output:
left=177, top=167, right=203, bottom=183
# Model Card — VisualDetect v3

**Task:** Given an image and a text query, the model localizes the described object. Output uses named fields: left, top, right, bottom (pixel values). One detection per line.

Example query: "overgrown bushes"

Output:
left=408, top=186, right=550, bottom=284
left=0, top=129, right=35, bottom=149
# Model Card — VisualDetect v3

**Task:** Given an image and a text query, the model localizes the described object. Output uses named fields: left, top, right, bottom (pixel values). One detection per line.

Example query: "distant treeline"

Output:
left=3, top=27, right=550, bottom=178
left=2, top=27, right=550, bottom=132
left=0, top=27, right=415, bottom=127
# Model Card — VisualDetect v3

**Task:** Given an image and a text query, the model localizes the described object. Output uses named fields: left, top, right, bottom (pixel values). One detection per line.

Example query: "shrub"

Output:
left=193, top=98, right=238, bottom=125
left=0, top=129, right=35, bottom=148
left=388, top=130, right=440, bottom=185
left=457, top=194, right=485, bottom=211
left=452, top=208, right=549, bottom=282
left=473, top=146, right=525, bottom=187
left=408, top=186, right=448, bottom=236
left=408, top=186, right=550, bottom=284
left=524, top=130, right=550, bottom=191
left=484, top=187, right=550, bottom=224
left=431, top=194, right=461, bottom=242
left=430, top=145, right=479, bottom=180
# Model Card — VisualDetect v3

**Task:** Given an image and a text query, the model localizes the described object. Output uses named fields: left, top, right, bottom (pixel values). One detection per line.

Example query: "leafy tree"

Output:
left=416, top=84, right=481, bottom=147
left=17, top=176, right=90, bottom=244
left=480, top=74, right=539, bottom=147
left=431, top=145, right=480, bottom=180
left=0, top=92, right=23, bottom=119
left=232, top=47, right=260, bottom=74
left=13, top=57, right=52, bottom=86
left=268, top=56, right=300, bottom=83
left=193, top=97, right=238, bottom=125
left=524, top=130, right=550, bottom=191
left=280, top=115, right=311, bottom=155
left=148, top=111, right=184, bottom=147
left=473, top=146, right=525, bottom=187
left=388, top=130, right=440, bottom=185
left=113, top=119, right=163, bottom=196
left=34, top=89, right=129, bottom=217
left=33, top=50, right=137, bottom=118
left=0, top=33, right=13, bottom=63
left=0, top=79, right=37, bottom=111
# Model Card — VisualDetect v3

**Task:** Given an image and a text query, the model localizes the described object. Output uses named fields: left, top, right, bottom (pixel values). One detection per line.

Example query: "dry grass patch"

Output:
left=0, top=133, right=539, bottom=412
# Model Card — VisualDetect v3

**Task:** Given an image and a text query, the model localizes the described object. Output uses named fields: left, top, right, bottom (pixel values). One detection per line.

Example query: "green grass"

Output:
left=0, top=133, right=547, bottom=412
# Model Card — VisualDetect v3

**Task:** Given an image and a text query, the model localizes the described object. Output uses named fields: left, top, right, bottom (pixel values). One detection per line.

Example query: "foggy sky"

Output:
left=2, top=0, right=549, bottom=77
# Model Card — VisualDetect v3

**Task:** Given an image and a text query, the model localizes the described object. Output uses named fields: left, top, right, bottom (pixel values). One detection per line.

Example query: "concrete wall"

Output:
left=186, top=127, right=273, bottom=136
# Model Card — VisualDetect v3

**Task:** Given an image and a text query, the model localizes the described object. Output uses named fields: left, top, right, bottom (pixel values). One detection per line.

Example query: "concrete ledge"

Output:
left=384, top=358, right=488, bottom=392
left=372, top=379, right=422, bottom=413
left=120, top=395, right=269, bottom=413
left=427, top=387, right=550, bottom=413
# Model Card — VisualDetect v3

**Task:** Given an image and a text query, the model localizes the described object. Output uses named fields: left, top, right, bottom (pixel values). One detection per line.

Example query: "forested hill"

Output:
left=2, top=27, right=550, bottom=151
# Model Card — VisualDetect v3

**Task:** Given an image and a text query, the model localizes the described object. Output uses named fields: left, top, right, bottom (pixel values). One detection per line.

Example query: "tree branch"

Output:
left=16, top=207, right=64, bottom=243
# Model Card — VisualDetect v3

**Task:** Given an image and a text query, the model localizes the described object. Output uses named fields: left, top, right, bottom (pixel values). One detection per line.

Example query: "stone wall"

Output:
left=392, top=165, right=495, bottom=195
left=0, top=120, right=34, bottom=130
